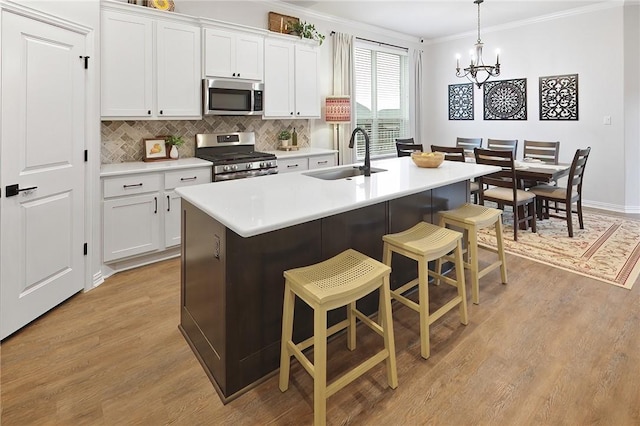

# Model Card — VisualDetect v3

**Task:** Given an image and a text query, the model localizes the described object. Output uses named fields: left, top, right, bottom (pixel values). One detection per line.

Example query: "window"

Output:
left=353, top=42, right=410, bottom=160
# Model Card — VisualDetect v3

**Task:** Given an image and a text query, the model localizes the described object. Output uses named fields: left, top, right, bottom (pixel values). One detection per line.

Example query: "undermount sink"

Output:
left=303, top=166, right=387, bottom=180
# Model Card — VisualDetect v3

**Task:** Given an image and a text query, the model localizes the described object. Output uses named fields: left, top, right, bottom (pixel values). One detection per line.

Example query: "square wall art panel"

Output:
left=483, top=78, right=527, bottom=120
left=539, top=74, right=579, bottom=121
left=448, top=83, right=474, bottom=120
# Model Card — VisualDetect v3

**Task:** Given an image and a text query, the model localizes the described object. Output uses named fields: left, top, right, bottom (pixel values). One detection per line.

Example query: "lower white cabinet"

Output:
left=102, top=163, right=211, bottom=263
left=278, top=152, right=337, bottom=174
left=278, top=157, right=309, bottom=173
left=308, top=154, right=337, bottom=170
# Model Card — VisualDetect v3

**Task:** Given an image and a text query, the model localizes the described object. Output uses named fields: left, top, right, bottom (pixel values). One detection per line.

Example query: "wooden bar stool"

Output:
left=382, top=222, right=468, bottom=360
left=437, top=203, right=508, bottom=305
left=279, top=249, right=398, bottom=426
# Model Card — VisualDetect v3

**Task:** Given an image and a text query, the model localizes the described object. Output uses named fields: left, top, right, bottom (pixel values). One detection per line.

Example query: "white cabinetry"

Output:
left=101, top=6, right=201, bottom=119
left=276, top=151, right=337, bottom=174
left=102, top=162, right=211, bottom=263
left=204, top=28, right=263, bottom=80
left=263, top=38, right=320, bottom=119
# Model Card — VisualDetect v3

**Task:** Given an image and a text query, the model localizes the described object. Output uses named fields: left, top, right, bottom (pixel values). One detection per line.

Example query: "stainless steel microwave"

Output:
left=202, top=78, right=264, bottom=116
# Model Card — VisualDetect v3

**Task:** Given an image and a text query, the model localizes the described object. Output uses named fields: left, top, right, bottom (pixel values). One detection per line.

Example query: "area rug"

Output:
left=477, top=210, right=640, bottom=290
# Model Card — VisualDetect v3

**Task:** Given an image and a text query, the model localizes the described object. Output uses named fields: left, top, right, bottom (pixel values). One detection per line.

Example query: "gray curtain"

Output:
left=332, top=32, right=354, bottom=165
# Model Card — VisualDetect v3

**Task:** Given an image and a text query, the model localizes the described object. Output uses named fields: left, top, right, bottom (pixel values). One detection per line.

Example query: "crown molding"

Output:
left=0, top=0, right=92, bottom=34
left=429, top=0, right=623, bottom=45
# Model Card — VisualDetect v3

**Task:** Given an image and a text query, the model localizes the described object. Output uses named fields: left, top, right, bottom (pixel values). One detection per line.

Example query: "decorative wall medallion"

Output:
left=539, top=74, right=578, bottom=120
left=448, top=83, right=474, bottom=120
left=483, top=78, right=527, bottom=120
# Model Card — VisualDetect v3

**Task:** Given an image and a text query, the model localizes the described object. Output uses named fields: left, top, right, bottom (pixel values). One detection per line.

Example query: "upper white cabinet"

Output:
left=204, top=28, right=263, bottom=81
left=101, top=7, right=201, bottom=119
left=264, top=38, right=320, bottom=119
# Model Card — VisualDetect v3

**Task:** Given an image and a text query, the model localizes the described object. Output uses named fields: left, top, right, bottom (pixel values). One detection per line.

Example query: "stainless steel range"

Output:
left=195, top=132, right=277, bottom=182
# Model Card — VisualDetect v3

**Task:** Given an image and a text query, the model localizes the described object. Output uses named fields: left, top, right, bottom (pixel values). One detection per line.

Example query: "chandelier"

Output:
left=456, top=0, right=500, bottom=88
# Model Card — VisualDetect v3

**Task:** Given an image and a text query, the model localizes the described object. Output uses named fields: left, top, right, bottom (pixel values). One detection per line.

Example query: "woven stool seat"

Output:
left=438, top=203, right=508, bottom=304
left=279, top=249, right=398, bottom=425
left=383, top=222, right=468, bottom=359
left=285, top=249, right=390, bottom=309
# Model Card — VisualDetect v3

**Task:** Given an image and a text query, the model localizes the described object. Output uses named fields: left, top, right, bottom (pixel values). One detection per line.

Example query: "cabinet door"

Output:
left=103, top=193, right=161, bottom=262
left=294, top=44, right=320, bottom=118
left=278, top=157, right=308, bottom=173
left=164, top=190, right=182, bottom=248
left=235, top=34, right=263, bottom=80
left=204, top=28, right=234, bottom=78
left=264, top=39, right=295, bottom=118
left=308, top=154, right=337, bottom=169
left=157, top=20, right=201, bottom=117
left=101, top=11, right=153, bottom=117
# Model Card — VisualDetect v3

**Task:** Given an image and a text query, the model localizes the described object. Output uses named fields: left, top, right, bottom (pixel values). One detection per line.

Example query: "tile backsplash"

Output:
left=101, top=116, right=309, bottom=164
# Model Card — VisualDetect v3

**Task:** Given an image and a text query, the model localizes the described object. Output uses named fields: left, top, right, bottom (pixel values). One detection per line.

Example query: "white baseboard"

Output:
left=100, top=248, right=181, bottom=280
left=582, top=200, right=640, bottom=214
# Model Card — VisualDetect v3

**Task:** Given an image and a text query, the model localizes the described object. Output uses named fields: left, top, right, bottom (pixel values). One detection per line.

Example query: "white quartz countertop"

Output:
left=176, top=157, right=499, bottom=238
left=265, top=147, right=338, bottom=159
left=100, top=158, right=212, bottom=177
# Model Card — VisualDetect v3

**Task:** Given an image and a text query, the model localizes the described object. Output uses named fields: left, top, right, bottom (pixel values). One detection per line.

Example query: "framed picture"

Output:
left=539, top=74, right=579, bottom=121
left=483, top=78, right=527, bottom=120
left=448, top=83, right=474, bottom=120
left=143, top=138, right=168, bottom=162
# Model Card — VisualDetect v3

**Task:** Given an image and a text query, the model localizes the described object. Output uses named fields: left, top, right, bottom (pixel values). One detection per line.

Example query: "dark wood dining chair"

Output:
left=529, top=147, right=591, bottom=237
left=523, top=140, right=560, bottom=164
left=474, top=148, right=536, bottom=241
left=395, top=138, right=423, bottom=157
left=430, top=145, right=465, bottom=162
left=487, top=139, right=518, bottom=154
left=522, top=140, right=561, bottom=191
left=433, top=145, right=480, bottom=203
left=456, top=137, right=482, bottom=158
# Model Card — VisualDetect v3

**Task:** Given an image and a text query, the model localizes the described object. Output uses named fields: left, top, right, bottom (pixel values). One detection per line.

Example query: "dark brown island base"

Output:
left=179, top=183, right=468, bottom=402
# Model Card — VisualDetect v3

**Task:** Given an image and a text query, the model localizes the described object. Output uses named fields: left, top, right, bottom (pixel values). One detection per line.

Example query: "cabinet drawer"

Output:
left=278, top=157, right=309, bottom=173
left=165, top=168, right=211, bottom=189
left=308, top=154, right=336, bottom=170
left=103, top=173, right=162, bottom=198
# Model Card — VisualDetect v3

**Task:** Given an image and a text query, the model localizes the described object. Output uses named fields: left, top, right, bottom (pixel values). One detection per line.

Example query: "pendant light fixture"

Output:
left=456, top=0, right=500, bottom=88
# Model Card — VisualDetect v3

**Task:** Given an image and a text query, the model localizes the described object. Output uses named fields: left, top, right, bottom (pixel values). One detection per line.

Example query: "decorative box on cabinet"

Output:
left=101, top=162, right=211, bottom=263
left=263, top=37, right=320, bottom=119
left=204, top=27, right=263, bottom=81
left=101, top=4, right=201, bottom=119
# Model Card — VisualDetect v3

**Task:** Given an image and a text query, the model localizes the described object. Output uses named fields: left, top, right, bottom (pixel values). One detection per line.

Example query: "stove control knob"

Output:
left=259, top=162, right=265, bottom=168
left=223, top=165, right=230, bottom=172
left=231, top=164, right=238, bottom=171
left=246, top=163, right=252, bottom=170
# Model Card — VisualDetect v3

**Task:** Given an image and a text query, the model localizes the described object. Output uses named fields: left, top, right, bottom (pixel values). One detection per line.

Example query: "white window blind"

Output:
left=354, top=42, right=409, bottom=160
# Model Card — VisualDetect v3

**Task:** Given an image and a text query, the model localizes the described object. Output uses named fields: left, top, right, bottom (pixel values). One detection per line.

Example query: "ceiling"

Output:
left=280, top=0, right=612, bottom=40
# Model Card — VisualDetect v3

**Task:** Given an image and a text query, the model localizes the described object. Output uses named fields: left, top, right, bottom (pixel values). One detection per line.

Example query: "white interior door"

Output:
left=0, top=11, right=86, bottom=339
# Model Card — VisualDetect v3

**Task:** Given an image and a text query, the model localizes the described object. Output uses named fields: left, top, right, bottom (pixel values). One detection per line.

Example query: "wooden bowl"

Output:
left=411, top=152, right=444, bottom=168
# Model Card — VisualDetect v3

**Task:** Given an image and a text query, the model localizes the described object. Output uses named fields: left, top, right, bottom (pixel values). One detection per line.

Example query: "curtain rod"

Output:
left=330, top=31, right=408, bottom=51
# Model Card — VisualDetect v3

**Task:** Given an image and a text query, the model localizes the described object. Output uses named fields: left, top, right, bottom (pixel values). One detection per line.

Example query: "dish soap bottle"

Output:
left=292, top=127, right=298, bottom=146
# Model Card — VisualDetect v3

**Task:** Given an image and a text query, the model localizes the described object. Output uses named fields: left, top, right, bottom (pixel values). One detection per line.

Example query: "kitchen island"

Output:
left=175, top=157, right=498, bottom=402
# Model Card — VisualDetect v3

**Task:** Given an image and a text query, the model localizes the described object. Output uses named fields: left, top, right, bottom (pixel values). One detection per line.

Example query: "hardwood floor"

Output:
left=2, top=248, right=639, bottom=425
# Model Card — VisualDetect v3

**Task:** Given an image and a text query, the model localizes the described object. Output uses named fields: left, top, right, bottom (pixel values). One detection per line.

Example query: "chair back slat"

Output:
left=487, top=138, right=518, bottom=154
left=568, top=147, right=591, bottom=190
left=455, top=137, right=482, bottom=157
left=430, top=145, right=465, bottom=162
left=523, top=140, right=560, bottom=164
left=395, top=138, right=422, bottom=157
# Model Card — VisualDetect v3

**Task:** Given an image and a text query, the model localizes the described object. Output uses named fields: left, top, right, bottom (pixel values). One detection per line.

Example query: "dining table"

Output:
left=465, top=158, right=572, bottom=230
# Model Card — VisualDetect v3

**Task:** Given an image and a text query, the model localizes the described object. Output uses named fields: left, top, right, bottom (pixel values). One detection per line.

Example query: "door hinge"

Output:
left=83, top=243, right=88, bottom=256
left=79, top=55, right=90, bottom=69
left=84, top=150, right=88, bottom=162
